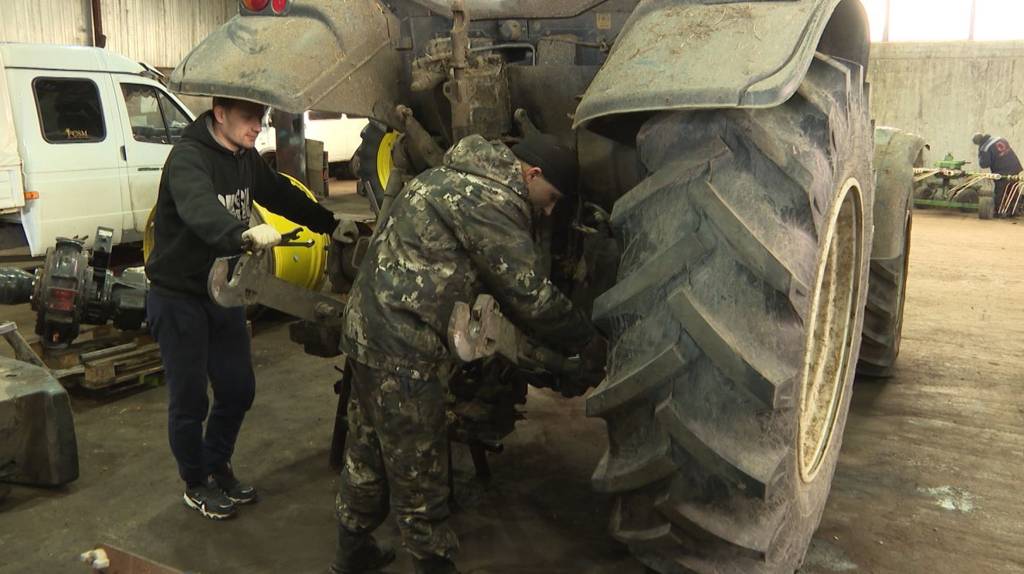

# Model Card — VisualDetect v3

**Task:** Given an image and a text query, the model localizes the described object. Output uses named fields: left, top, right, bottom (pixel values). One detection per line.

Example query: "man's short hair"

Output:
left=972, top=132, right=989, bottom=146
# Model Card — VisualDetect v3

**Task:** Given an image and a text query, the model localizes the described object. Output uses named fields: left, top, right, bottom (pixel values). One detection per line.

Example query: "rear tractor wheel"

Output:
left=587, top=54, right=873, bottom=573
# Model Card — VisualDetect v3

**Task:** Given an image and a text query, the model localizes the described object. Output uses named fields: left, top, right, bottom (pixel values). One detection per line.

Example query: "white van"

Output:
left=255, top=110, right=367, bottom=179
left=0, top=43, right=195, bottom=256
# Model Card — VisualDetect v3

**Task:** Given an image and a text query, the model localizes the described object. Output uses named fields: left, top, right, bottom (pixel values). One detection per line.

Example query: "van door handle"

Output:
left=120, top=145, right=126, bottom=161
left=137, top=167, right=162, bottom=172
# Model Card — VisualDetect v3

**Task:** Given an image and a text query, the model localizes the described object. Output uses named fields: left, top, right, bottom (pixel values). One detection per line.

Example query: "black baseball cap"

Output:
left=511, top=133, right=579, bottom=197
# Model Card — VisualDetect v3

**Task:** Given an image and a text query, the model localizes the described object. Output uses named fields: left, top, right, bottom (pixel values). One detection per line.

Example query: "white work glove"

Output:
left=241, top=223, right=282, bottom=251
left=332, top=218, right=359, bottom=245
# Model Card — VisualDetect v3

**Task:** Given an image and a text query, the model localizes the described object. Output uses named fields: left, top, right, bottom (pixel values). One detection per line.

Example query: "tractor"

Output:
left=169, top=1, right=924, bottom=572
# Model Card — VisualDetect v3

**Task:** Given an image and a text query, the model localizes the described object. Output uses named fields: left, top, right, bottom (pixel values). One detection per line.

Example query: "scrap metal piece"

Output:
left=0, top=267, right=35, bottom=305
left=208, top=254, right=344, bottom=325
left=0, top=351, right=79, bottom=487
left=448, top=294, right=579, bottom=373
left=80, top=544, right=185, bottom=573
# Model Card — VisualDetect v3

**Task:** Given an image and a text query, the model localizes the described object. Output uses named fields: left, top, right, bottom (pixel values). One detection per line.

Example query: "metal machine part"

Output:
left=0, top=322, right=79, bottom=487
left=30, top=229, right=148, bottom=349
left=208, top=252, right=345, bottom=326
left=447, top=294, right=579, bottom=374
left=0, top=267, right=35, bottom=305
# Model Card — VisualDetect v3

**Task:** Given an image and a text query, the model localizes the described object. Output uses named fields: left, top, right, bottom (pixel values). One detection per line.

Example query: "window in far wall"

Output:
left=974, top=0, right=1024, bottom=40
left=888, top=0, right=972, bottom=42
left=863, top=0, right=1024, bottom=42
left=860, top=0, right=888, bottom=42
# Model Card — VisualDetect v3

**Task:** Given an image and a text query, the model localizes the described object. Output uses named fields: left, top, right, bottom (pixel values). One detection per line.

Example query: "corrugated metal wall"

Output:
left=0, top=0, right=92, bottom=47
left=0, top=0, right=236, bottom=68
left=102, top=0, right=236, bottom=68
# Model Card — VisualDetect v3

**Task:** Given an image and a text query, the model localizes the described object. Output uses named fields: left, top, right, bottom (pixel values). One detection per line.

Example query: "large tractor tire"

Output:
left=353, top=120, right=399, bottom=208
left=586, top=54, right=872, bottom=574
left=857, top=128, right=925, bottom=378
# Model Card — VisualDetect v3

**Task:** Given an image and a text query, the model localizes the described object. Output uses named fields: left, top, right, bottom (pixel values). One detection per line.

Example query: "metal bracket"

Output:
left=207, top=254, right=345, bottom=325
left=447, top=294, right=578, bottom=373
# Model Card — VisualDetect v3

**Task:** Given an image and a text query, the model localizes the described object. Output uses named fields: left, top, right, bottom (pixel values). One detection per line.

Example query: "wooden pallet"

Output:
left=28, top=325, right=164, bottom=392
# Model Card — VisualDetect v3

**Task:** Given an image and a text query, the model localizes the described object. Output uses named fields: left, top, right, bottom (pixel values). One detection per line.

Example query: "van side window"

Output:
left=157, top=91, right=191, bottom=144
left=33, top=78, right=107, bottom=143
left=121, top=84, right=191, bottom=145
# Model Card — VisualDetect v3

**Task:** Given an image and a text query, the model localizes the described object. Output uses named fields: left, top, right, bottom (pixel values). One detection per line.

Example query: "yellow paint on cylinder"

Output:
left=142, top=174, right=328, bottom=292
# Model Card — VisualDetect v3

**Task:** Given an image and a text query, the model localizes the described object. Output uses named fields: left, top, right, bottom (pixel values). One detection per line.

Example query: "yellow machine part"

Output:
left=143, top=174, right=328, bottom=292
left=376, top=131, right=399, bottom=190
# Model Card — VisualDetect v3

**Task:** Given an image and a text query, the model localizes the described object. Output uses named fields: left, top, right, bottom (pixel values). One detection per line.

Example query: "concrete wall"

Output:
left=0, top=0, right=235, bottom=69
left=869, top=41, right=1024, bottom=168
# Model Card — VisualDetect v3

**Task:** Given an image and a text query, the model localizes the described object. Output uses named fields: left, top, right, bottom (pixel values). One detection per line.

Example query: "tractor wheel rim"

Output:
left=799, top=178, right=865, bottom=482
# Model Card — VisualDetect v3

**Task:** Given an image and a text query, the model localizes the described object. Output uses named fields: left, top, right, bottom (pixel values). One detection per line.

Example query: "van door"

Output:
left=112, top=78, right=194, bottom=237
left=0, top=57, right=25, bottom=213
left=5, top=69, right=127, bottom=255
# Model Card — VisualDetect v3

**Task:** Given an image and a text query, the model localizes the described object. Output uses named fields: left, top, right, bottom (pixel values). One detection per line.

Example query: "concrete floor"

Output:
left=1, top=210, right=1022, bottom=573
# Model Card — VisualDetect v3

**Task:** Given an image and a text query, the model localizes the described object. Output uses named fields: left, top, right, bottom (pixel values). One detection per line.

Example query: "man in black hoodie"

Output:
left=146, top=97, right=347, bottom=520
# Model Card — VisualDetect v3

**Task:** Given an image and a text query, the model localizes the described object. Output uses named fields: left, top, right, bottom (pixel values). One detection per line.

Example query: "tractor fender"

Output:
left=169, top=1, right=402, bottom=125
left=574, top=0, right=870, bottom=128
left=872, top=126, right=927, bottom=260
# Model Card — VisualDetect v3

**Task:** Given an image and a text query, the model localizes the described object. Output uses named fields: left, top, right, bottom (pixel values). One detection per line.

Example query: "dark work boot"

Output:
left=414, top=556, right=460, bottom=574
left=329, top=526, right=395, bottom=574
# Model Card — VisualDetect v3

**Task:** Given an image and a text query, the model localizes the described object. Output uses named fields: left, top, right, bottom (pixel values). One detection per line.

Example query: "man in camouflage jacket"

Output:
left=330, top=133, right=598, bottom=574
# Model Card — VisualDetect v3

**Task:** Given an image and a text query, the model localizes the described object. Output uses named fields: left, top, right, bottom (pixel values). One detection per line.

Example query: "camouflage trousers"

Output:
left=336, top=360, right=458, bottom=560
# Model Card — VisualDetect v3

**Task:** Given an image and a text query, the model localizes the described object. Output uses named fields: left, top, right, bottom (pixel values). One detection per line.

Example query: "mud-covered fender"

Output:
left=169, top=1, right=402, bottom=124
left=872, top=127, right=927, bottom=260
left=574, top=0, right=869, bottom=127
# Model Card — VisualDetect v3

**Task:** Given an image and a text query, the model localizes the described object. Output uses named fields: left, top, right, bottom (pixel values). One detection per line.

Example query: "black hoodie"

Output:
left=145, top=111, right=337, bottom=297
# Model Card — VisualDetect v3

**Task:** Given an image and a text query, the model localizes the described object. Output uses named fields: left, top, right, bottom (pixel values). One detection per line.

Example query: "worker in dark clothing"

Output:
left=330, top=133, right=603, bottom=574
left=973, top=132, right=1022, bottom=217
left=146, top=97, right=355, bottom=520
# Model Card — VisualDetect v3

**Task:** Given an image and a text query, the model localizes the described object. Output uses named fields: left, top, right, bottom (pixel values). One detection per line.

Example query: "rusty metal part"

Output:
left=409, top=0, right=608, bottom=19
left=513, top=108, right=540, bottom=137
left=448, top=0, right=473, bottom=142
left=1, top=321, right=45, bottom=368
left=0, top=323, right=79, bottom=487
left=207, top=254, right=344, bottom=325
left=80, top=544, right=184, bottom=573
left=447, top=294, right=578, bottom=373
left=397, top=105, right=444, bottom=169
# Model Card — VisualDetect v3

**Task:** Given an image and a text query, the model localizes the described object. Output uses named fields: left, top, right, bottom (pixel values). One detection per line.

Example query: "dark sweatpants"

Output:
left=147, top=289, right=256, bottom=486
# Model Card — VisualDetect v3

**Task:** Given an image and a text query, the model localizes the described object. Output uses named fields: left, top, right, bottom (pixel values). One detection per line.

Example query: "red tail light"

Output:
left=240, top=0, right=269, bottom=11
left=48, top=287, right=76, bottom=312
left=240, top=0, right=290, bottom=15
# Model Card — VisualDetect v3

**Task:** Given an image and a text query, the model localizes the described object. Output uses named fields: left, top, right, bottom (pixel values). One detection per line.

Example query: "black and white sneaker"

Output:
left=183, top=479, right=237, bottom=520
left=212, top=464, right=259, bottom=505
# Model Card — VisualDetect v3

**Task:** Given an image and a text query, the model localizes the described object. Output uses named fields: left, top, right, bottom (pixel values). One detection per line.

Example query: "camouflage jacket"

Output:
left=340, top=135, right=596, bottom=377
